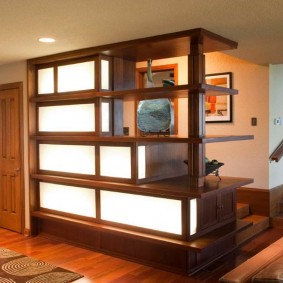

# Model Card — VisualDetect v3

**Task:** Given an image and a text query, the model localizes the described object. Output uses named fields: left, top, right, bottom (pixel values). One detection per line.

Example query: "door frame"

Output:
left=0, top=82, right=25, bottom=233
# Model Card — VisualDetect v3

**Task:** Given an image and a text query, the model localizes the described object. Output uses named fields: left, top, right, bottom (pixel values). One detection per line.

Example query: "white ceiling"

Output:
left=0, top=0, right=282, bottom=66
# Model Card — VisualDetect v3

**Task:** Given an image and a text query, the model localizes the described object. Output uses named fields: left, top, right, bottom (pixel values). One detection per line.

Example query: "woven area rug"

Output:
left=0, top=247, right=83, bottom=283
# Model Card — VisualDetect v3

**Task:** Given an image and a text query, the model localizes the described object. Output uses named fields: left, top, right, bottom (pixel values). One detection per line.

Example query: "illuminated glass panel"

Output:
left=101, top=191, right=182, bottom=234
left=100, top=146, right=131, bottom=179
left=101, top=60, right=109, bottom=90
left=38, top=67, right=54, bottom=94
left=101, top=102, right=110, bottom=132
left=39, top=144, right=95, bottom=174
left=58, top=61, right=95, bottom=92
left=38, top=103, right=95, bottom=132
left=138, top=146, right=146, bottom=179
left=40, top=182, right=96, bottom=217
left=190, top=198, right=197, bottom=235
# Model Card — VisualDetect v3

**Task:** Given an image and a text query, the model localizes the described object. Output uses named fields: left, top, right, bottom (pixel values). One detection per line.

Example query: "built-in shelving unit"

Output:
left=28, top=28, right=254, bottom=275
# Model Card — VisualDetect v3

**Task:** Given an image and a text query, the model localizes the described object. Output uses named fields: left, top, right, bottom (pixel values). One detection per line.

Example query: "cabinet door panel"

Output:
left=220, top=189, right=236, bottom=221
left=200, top=194, right=218, bottom=230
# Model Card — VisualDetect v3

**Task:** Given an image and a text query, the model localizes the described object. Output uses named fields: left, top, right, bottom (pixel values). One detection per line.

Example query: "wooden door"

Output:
left=0, top=83, right=23, bottom=233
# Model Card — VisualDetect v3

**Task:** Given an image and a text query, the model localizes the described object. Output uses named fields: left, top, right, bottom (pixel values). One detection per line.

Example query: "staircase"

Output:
left=271, top=200, right=283, bottom=228
left=236, top=203, right=270, bottom=245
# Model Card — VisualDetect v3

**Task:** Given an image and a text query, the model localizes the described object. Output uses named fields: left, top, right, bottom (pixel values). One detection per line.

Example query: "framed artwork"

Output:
left=205, top=72, right=233, bottom=123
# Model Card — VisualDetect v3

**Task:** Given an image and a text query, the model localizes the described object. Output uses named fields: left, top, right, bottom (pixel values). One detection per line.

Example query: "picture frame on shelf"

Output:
left=205, top=72, right=233, bottom=123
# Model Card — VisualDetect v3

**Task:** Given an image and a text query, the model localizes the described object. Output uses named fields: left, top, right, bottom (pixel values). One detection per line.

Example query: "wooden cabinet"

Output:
left=200, top=188, right=236, bottom=232
left=27, top=28, right=254, bottom=274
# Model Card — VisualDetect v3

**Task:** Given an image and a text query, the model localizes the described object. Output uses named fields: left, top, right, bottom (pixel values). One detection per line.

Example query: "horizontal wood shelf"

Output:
left=31, top=174, right=254, bottom=198
left=28, top=28, right=238, bottom=65
left=31, top=210, right=250, bottom=252
left=30, top=84, right=238, bottom=103
left=30, top=134, right=254, bottom=144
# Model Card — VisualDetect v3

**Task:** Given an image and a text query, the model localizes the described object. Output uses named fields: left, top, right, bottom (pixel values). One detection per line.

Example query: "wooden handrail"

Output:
left=270, top=139, right=283, bottom=162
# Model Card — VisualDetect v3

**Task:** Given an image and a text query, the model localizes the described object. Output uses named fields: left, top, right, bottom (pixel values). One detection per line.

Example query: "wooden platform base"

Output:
left=33, top=213, right=251, bottom=275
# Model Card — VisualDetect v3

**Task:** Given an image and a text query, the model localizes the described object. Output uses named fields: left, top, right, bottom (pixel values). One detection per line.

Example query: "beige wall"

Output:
left=269, top=65, right=283, bottom=188
left=0, top=61, right=30, bottom=228
left=205, top=53, right=269, bottom=189
left=133, top=52, right=269, bottom=189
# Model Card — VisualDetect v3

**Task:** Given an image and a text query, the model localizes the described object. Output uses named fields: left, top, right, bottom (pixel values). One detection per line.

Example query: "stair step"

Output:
left=236, top=214, right=270, bottom=245
left=237, top=203, right=250, bottom=219
left=271, top=213, right=283, bottom=229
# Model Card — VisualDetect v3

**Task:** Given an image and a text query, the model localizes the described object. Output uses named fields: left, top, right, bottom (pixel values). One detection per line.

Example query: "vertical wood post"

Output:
left=188, top=35, right=206, bottom=187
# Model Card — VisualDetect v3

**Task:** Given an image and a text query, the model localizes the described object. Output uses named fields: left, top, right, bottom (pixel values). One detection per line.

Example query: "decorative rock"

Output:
left=137, top=98, right=172, bottom=133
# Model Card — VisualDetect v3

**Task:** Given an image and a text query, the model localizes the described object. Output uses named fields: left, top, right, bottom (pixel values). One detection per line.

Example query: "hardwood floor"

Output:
left=0, top=227, right=282, bottom=282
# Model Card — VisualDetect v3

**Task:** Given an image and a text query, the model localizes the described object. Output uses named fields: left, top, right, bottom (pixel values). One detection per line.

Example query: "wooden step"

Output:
left=188, top=220, right=252, bottom=252
left=237, top=203, right=250, bottom=219
left=270, top=213, right=283, bottom=229
left=236, top=214, right=270, bottom=245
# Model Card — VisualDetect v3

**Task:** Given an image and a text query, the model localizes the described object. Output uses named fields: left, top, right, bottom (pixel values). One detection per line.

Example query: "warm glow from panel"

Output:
left=101, top=102, right=110, bottom=132
left=58, top=61, right=95, bottom=92
left=38, top=103, right=95, bottom=132
left=101, top=191, right=182, bottom=234
left=190, top=198, right=197, bottom=235
left=100, top=146, right=131, bottom=179
left=138, top=146, right=146, bottom=179
left=40, top=182, right=96, bottom=217
left=38, top=67, right=54, bottom=94
left=39, top=144, right=95, bottom=174
left=101, top=60, right=109, bottom=90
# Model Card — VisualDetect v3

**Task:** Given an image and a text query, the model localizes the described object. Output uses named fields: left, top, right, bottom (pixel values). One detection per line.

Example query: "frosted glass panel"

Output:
left=101, top=60, right=109, bottom=90
left=101, top=191, right=182, bottom=234
left=38, top=67, right=54, bottom=94
left=39, top=144, right=95, bottom=174
left=39, top=103, right=95, bottom=132
left=100, top=146, right=131, bottom=178
left=101, top=102, right=110, bottom=132
left=40, top=182, right=96, bottom=217
left=190, top=199, right=197, bottom=235
left=138, top=146, right=146, bottom=179
left=58, top=61, right=95, bottom=92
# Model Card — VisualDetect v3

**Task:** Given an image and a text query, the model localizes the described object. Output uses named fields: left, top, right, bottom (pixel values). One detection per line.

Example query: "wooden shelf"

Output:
left=30, top=84, right=238, bottom=103
left=28, top=28, right=237, bottom=65
left=31, top=174, right=254, bottom=199
left=30, top=134, right=254, bottom=144
left=31, top=210, right=251, bottom=253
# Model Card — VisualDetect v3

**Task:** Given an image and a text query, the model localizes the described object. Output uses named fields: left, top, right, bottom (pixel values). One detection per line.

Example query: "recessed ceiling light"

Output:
left=39, top=37, right=56, bottom=43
